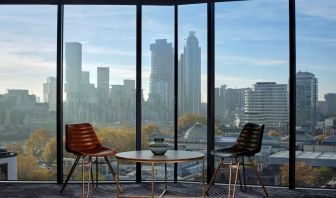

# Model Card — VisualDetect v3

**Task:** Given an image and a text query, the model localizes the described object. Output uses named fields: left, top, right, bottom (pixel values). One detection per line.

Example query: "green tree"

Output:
left=316, top=166, right=334, bottom=185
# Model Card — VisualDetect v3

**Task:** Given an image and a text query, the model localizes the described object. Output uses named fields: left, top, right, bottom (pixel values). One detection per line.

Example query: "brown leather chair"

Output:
left=60, top=123, right=121, bottom=196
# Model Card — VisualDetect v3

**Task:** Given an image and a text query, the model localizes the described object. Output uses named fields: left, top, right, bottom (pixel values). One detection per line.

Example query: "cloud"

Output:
left=84, top=46, right=135, bottom=57
left=216, top=55, right=288, bottom=67
left=297, top=0, right=336, bottom=20
left=214, top=74, right=260, bottom=88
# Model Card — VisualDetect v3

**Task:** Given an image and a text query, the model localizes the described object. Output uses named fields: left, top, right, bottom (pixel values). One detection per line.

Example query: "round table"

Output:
left=115, top=150, right=205, bottom=198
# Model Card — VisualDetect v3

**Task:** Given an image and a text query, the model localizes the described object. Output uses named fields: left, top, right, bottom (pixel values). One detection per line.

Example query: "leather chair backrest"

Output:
left=65, top=123, right=100, bottom=154
left=234, top=123, right=264, bottom=154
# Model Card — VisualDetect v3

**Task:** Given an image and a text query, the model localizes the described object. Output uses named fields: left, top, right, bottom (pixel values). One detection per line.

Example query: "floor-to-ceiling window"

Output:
left=177, top=3, right=207, bottom=181
left=215, top=0, right=289, bottom=186
left=141, top=5, right=174, bottom=180
left=0, top=5, right=57, bottom=181
left=63, top=5, right=136, bottom=181
left=296, top=0, right=336, bottom=188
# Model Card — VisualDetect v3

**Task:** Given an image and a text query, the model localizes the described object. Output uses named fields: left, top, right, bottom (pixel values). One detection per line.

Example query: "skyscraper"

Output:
left=244, top=82, right=288, bottom=128
left=97, top=67, right=110, bottom=121
left=180, top=31, right=201, bottom=114
left=178, top=53, right=186, bottom=116
left=65, top=42, right=82, bottom=94
left=296, top=71, right=318, bottom=131
left=65, top=42, right=82, bottom=121
left=148, top=39, right=174, bottom=121
left=43, top=76, right=56, bottom=112
left=97, top=67, right=110, bottom=102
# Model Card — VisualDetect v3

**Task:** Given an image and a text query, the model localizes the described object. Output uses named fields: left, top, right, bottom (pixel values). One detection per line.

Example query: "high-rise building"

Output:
left=81, top=71, right=90, bottom=84
left=215, top=85, right=248, bottom=125
left=324, top=93, right=336, bottom=116
left=97, top=67, right=110, bottom=121
left=148, top=39, right=174, bottom=121
left=43, top=76, right=56, bottom=112
left=244, top=82, right=288, bottom=129
left=65, top=42, right=82, bottom=94
left=124, top=79, right=135, bottom=90
left=65, top=42, right=82, bottom=122
left=97, top=67, right=110, bottom=102
left=296, top=71, right=318, bottom=131
left=180, top=31, right=201, bottom=114
left=178, top=53, right=186, bottom=116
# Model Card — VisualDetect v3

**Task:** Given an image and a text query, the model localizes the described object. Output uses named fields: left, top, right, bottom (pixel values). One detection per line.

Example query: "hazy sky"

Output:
left=0, top=0, right=335, bottom=101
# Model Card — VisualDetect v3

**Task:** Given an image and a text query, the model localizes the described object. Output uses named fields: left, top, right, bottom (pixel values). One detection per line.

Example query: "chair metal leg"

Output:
left=60, top=155, right=81, bottom=193
left=104, top=156, right=122, bottom=193
left=248, top=156, right=269, bottom=197
left=205, top=158, right=224, bottom=195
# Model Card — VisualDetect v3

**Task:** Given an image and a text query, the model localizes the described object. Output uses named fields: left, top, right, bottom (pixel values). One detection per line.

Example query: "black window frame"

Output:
left=0, top=0, right=297, bottom=189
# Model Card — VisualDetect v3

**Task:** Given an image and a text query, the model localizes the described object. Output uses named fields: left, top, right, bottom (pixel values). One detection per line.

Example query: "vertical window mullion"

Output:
left=57, top=3, right=64, bottom=185
left=207, top=1, right=215, bottom=184
left=136, top=3, right=142, bottom=183
left=289, top=0, right=296, bottom=189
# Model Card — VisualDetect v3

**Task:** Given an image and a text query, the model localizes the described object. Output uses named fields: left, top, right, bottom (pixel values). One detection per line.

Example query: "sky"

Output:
left=0, top=0, right=335, bottom=101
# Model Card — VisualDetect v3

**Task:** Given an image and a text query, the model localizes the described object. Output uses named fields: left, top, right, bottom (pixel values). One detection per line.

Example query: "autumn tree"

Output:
left=5, top=143, right=24, bottom=154
left=178, top=113, right=207, bottom=129
left=280, top=162, right=318, bottom=187
left=268, top=130, right=281, bottom=138
left=42, top=137, right=56, bottom=165
left=97, top=127, right=136, bottom=152
left=25, top=128, right=53, bottom=159
left=17, top=153, right=55, bottom=180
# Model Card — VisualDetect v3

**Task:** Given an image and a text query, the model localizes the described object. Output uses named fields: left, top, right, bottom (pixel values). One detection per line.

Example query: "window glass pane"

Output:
left=63, top=5, right=136, bottom=181
left=142, top=5, right=174, bottom=180
left=178, top=3, right=207, bottom=182
left=296, top=0, right=336, bottom=188
left=215, top=0, right=289, bottom=186
left=0, top=5, right=57, bottom=181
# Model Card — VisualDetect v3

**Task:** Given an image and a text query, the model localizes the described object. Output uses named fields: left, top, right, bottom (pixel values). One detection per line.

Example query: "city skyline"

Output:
left=0, top=1, right=335, bottom=101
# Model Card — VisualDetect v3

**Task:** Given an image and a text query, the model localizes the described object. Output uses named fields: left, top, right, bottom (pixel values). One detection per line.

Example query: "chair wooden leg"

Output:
left=90, top=161, right=94, bottom=188
left=87, top=157, right=92, bottom=197
left=242, top=156, right=247, bottom=191
left=60, top=155, right=81, bottom=193
left=205, top=158, right=224, bottom=195
left=248, top=156, right=269, bottom=197
left=232, top=162, right=240, bottom=198
left=228, top=161, right=232, bottom=198
left=82, top=156, right=85, bottom=197
left=96, top=157, right=98, bottom=188
left=235, top=158, right=244, bottom=192
left=104, top=156, right=122, bottom=194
